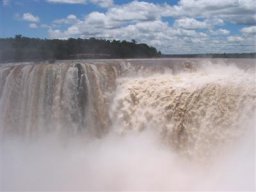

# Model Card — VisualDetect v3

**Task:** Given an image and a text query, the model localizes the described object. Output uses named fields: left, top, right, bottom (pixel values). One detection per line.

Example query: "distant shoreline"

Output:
left=1, top=57, right=255, bottom=67
left=1, top=53, right=255, bottom=64
left=161, top=53, right=256, bottom=58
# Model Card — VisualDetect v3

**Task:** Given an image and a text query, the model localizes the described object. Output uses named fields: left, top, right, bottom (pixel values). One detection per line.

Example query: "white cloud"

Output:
left=48, top=15, right=210, bottom=54
left=177, top=0, right=239, bottom=11
left=228, top=36, right=244, bottom=42
left=174, top=0, right=256, bottom=25
left=47, top=1, right=174, bottom=40
left=85, top=12, right=109, bottom=27
left=241, top=26, right=256, bottom=36
left=217, top=29, right=230, bottom=35
left=174, top=17, right=208, bottom=30
left=106, top=1, right=173, bottom=22
left=53, top=14, right=79, bottom=25
left=210, top=28, right=230, bottom=36
left=22, top=13, right=40, bottom=23
left=66, top=26, right=80, bottom=35
left=67, top=14, right=77, bottom=20
left=47, top=0, right=86, bottom=4
left=90, top=0, right=113, bottom=8
left=46, top=0, right=256, bottom=54
left=29, top=23, right=38, bottom=28
left=48, top=29, right=62, bottom=38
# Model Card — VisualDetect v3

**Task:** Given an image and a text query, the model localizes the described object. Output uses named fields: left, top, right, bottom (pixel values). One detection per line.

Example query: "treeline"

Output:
left=162, top=53, right=256, bottom=58
left=0, top=35, right=161, bottom=63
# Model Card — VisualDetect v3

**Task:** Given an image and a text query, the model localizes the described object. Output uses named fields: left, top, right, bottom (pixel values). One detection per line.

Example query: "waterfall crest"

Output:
left=0, top=62, right=119, bottom=137
left=0, top=59, right=255, bottom=149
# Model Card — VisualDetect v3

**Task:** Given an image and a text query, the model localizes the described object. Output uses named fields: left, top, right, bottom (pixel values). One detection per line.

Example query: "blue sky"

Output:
left=0, top=0, right=255, bottom=54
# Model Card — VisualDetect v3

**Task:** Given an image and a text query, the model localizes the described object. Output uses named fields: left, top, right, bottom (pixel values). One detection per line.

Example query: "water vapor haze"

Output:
left=0, top=59, right=255, bottom=191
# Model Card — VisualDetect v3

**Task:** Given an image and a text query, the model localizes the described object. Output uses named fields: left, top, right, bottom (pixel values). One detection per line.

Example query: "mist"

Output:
left=1, top=122, right=255, bottom=191
left=0, top=59, right=255, bottom=191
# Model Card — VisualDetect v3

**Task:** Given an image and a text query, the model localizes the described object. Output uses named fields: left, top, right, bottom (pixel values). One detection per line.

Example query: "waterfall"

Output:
left=110, top=63, right=255, bottom=160
left=0, top=59, right=255, bottom=191
left=0, top=62, right=120, bottom=137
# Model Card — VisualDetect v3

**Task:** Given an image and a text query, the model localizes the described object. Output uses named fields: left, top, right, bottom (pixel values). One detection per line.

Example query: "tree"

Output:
left=0, top=36, right=162, bottom=63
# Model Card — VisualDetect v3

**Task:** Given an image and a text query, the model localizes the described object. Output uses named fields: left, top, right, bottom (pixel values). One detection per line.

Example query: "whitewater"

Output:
left=0, top=58, right=255, bottom=191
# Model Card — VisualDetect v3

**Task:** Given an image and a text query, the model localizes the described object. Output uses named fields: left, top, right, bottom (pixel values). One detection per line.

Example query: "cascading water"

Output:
left=0, top=59, right=255, bottom=191
left=0, top=61, right=119, bottom=137
left=111, top=63, right=255, bottom=160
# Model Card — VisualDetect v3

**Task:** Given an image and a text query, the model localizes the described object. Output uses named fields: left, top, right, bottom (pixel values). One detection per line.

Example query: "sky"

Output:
left=0, top=0, right=255, bottom=54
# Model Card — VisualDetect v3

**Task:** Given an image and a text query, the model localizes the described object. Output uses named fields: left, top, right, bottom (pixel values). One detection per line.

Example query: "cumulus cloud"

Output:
left=106, top=1, right=173, bottom=22
left=228, top=36, right=244, bottom=42
left=209, top=28, right=230, bottom=36
left=20, top=12, right=41, bottom=29
left=22, top=13, right=40, bottom=23
left=90, top=0, right=113, bottom=8
left=174, top=17, right=208, bottom=30
left=29, top=23, right=38, bottom=28
left=174, top=0, right=256, bottom=25
left=48, top=1, right=174, bottom=39
left=217, top=29, right=230, bottom=35
left=53, top=14, right=79, bottom=25
left=241, top=26, right=256, bottom=36
left=45, top=0, right=256, bottom=53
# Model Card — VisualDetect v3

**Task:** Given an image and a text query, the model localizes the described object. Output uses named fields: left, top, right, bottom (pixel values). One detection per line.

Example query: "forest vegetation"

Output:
left=0, top=35, right=161, bottom=63
left=0, top=35, right=255, bottom=63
